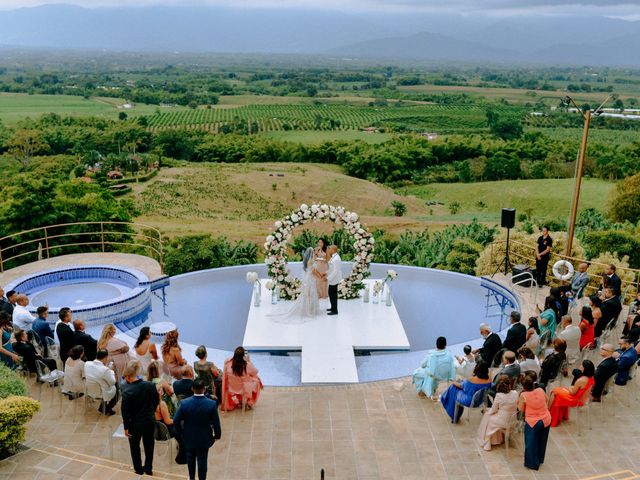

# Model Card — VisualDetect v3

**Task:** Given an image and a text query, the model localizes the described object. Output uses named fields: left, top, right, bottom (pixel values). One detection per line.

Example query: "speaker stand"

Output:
left=491, top=227, right=512, bottom=278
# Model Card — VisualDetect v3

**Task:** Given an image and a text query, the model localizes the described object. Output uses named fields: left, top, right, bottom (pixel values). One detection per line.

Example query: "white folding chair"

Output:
left=35, top=359, right=65, bottom=410
left=108, top=423, right=127, bottom=459
left=153, top=422, right=174, bottom=460
left=455, top=387, right=487, bottom=424
left=84, top=379, right=108, bottom=418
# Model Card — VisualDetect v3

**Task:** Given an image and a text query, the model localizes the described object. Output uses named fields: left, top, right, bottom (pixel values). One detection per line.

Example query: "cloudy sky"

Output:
left=0, top=0, right=638, bottom=17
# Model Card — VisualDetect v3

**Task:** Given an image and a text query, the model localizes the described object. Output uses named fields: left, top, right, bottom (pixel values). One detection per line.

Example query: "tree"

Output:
left=483, top=151, right=522, bottom=180
left=5, top=129, right=48, bottom=168
left=485, top=109, right=523, bottom=140
left=612, top=98, right=624, bottom=112
left=608, top=173, right=640, bottom=223
left=118, top=111, right=128, bottom=121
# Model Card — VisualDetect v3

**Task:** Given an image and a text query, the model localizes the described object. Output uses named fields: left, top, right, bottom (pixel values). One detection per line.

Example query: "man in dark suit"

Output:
left=122, top=360, right=159, bottom=476
left=588, top=343, right=618, bottom=401
left=473, top=323, right=502, bottom=366
left=596, top=288, right=622, bottom=339
left=0, top=287, right=11, bottom=316
left=600, top=264, right=622, bottom=298
left=1, top=290, right=17, bottom=316
left=73, top=319, right=97, bottom=361
left=502, top=311, right=527, bottom=353
left=55, top=307, right=75, bottom=364
left=173, top=365, right=195, bottom=399
left=174, top=378, right=222, bottom=480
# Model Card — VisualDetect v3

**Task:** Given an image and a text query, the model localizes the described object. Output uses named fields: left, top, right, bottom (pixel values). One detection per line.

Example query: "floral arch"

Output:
left=264, top=204, right=374, bottom=300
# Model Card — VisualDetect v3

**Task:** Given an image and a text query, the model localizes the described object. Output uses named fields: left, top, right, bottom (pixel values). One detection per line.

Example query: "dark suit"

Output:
left=121, top=379, right=159, bottom=475
left=32, top=319, right=54, bottom=354
left=74, top=330, right=97, bottom=361
left=56, top=322, right=75, bottom=364
left=609, top=273, right=622, bottom=297
left=592, top=357, right=617, bottom=398
left=492, top=362, right=521, bottom=385
left=615, top=347, right=639, bottom=386
left=173, top=378, right=194, bottom=399
left=478, top=332, right=502, bottom=366
left=1, top=300, right=14, bottom=316
left=596, top=297, right=622, bottom=339
left=502, top=323, right=527, bottom=353
left=174, top=394, right=222, bottom=480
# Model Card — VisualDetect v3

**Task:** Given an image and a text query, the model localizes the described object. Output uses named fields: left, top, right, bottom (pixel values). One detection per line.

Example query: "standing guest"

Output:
left=503, top=311, right=527, bottom=353
left=0, top=313, right=19, bottom=368
left=440, top=362, right=492, bottom=424
left=473, top=324, right=502, bottom=366
left=73, top=319, right=97, bottom=361
left=0, top=287, right=10, bottom=314
left=579, top=307, right=595, bottom=351
left=539, top=338, right=567, bottom=390
left=599, top=264, right=621, bottom=297
left=32, top=306, right=54, bottom=354
left=537, top=296, right=557, bottom=344
left=174, top=379, right=222, bottom=480
left=12, top=329, right=57, bottom=373
left=535, top=226, right=553, bottom=287
left=84, top=349, right=118, bottom=415
left=550, top=287, right=569, bottom=317
left=613, top=336, right=638, bottom=386
left=525, top=317, right=540, bottom=352
left=2, top=290, right=17, bottom=316
left=222, top=347, right=263, bottom=411
left=517, top=347, right=541, bottom=376
left=97, top=324, right=131, bottom=381
left=173, top=366, right=195, bottom=398
left=134, top=327, right=158, bottom=374
left=559, top=262, right=590, bottom=299
left=596, top=288, right=622, bottom=339
left=55, top=308, right=75, bottom=364
left=193, top=345, right=222, bottom=400
left=477, top=375, right=518, bottom=451
left=122, top=360, right=159, bottom=476
left=455, top=345, right=476, bottom=379
left=518, top=373, right=551, bottom=471
left=412, top=336, right=456, bottom=400
left=558, top=315, right=581, bottom=365
left=585, top=343, right=617, bottom=402
left=12, top=294, right=35, bottom=332
left=548, top=360, right=595, bottom=427
left=162, top=330, right=188, bottom=379
left=62, top=345, right=85, bottom=399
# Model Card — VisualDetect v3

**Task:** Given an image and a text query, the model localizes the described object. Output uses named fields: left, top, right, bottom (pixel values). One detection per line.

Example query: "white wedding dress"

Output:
left=270, top=249, right=320, bottom=324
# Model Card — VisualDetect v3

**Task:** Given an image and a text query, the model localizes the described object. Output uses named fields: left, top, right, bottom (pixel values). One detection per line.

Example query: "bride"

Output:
left=271, top=247, right=321, bottom=322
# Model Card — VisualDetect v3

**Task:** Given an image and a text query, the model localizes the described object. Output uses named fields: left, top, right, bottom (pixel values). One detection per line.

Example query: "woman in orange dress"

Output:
left=222, top=346, right=263, bottom=411
left=518, top=372, right=552, bottom=471
left=548, top=359, right=595, bottom=427
left=313, top=238, right=329, bottom=299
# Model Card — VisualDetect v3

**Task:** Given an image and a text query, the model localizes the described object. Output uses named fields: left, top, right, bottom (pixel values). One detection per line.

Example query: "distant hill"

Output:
left=0, top=5, right=638, bottom=66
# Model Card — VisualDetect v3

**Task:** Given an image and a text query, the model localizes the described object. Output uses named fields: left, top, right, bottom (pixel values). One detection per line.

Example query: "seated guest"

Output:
left=147, top=360, right=176, bottom=417
left=537, top=296, right=557, bottom=344
left=517, top=347, right=540, bottom=376
left=12, top=294, right=35, bottom=332
left=154, top=388, right=186, bottom=464
left=162, top=330, right=188, bottom=380
left=440, top=362, right=492, bottom=424
left=596, top=288, right=622, bottom=339
left=579, top=307, right=595, bottom=351
left=12, top=329, right=57, bottom=374
left=492, top=351, right=521, bottom=387
left=222, top=347, right=263, bottom=411
left=503, top=311, right=527, bottom=353
left=73, top=319, right=97, bottom=361
left=585, top=343, right=617, bottom=402
left=524, top=317, right=540, bottom=352
left=173, top=366, right=195, bottom=399
left=626, top=315, right=640, bottom=344
left=476, top=375, right=518, bottom=451
left=558, top=315, right=581, bottom=365
left=134, top=327, right=159, bottom=374
left=62, top=345, right=85, bottom=399
left=613, top=336, right=638, bottom=386
left=518, top=372, right=551, bottom=471
left=412, top=336, right=456, bottom=400
left=472, top=324, right=502, bottom=366
left=97, top=323, right=131, bottom=381
left=550, top=287, right=568, bottom=317
left=548, top=360, right=595, bottom=427
left=55, top=308, right=75, bottom=365
left=623, top=293, right=640, bottom=336
left=0, top=287, right=11, bottom=315
left=84, top=349, right=118, bottom=415
left=193, top=345, right=222, bottom=400
left=32, top=306, right=54, bottom=353
left=538, top=338, right=567, bottom=390
left=559, top=262, right=589, bottom=299
left=588, top=295, right=603, bottom=332
left=0, top=312, right=19, bottom=368
left=455, top=345, right=476, bottom=379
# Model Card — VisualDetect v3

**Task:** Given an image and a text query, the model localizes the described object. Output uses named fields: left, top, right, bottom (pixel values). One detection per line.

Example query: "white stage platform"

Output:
left=242, top=279, right=410, bottom=384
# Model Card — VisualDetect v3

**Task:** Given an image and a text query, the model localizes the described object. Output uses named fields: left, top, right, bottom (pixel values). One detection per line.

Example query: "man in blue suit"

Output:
left=173, top=379, right=222, bottom=480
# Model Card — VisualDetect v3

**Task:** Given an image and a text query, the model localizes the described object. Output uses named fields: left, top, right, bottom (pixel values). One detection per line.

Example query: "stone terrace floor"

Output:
left=1, top=374, right=639, bottom=480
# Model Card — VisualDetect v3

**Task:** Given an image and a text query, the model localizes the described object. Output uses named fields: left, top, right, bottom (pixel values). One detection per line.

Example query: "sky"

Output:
left=0, top=0, right=639, bottom=18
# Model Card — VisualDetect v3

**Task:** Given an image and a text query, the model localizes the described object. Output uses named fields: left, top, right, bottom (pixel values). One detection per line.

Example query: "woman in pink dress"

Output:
left=97, top=323, right=131, bottom=381
left=221, top=346, right=263, bottom=411
left=476, top=375, right=519, bottom=451
left=313, top=238, right=329, bottom=299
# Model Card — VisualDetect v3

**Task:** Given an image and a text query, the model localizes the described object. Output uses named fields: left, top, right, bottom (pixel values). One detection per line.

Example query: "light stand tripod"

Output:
left=491, top=226, right=512, bottom=277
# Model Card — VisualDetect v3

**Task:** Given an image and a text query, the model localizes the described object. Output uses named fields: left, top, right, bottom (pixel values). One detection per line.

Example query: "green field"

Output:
left=528, top=127, right=640, bottom=145
left=401, top=178, right=616, bottom=222
left=262, top=130, right=394, bottom=144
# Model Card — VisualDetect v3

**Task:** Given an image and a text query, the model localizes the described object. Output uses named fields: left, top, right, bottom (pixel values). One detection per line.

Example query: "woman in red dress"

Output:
left=578, top=306, right=595, bottom=351
left=548, top=359, right=595, bottom=427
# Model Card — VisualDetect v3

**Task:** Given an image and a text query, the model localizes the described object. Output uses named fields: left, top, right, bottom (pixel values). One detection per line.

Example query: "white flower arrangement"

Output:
left=246, top=271, right=259, bottom=284
left=372, top=281, right=383, bottom=295
left=385, top=269, right=398, bottom=283
left=265, top=280, right=275, bottom=291
left=264, top=203, right=374, bottom=300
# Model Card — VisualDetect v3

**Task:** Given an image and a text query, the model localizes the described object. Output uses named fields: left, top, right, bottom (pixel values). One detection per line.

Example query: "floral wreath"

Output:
left=264, top=204, right=374, bottom=300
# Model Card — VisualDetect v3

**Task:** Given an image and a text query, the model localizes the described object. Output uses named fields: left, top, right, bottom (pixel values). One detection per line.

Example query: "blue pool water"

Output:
left=30, top=282, right=129, bottom=306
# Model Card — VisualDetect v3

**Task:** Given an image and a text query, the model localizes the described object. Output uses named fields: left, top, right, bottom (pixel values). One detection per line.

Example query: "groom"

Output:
left=326, top=245, right=342, bottom=316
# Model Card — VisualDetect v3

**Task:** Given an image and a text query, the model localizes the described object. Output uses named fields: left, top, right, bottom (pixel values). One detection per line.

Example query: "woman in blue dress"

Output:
left=440, top=362, right=492, bottom=423
left=0, top=312, right=19, bottom=369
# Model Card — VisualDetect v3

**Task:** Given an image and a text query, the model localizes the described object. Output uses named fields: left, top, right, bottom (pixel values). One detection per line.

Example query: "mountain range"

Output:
left=0, top=5, right=638, bottom=66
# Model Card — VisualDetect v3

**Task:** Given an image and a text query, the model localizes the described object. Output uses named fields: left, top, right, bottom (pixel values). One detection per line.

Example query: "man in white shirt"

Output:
left=84, top=349, right=118, bottom=415
left=12, top=294, right=36, bottom=331
left=558, top=315, right=581, bottom=364
left=326, top=245, right=342, bottom=316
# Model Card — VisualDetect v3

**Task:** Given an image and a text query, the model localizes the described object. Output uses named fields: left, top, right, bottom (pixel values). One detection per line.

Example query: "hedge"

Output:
left=0, top=396, right=40, bottom=458
left=0, top=363, right=27, bottom=399
left=582, top=231, right=640, bottom=269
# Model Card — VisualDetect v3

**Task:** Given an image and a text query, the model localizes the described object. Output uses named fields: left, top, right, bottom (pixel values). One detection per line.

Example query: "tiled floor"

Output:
left=1, top=374, right=639, bottom=480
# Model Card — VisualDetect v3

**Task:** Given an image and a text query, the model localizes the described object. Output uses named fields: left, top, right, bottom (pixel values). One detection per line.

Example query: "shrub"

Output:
left=608, top=173, right=640, bottom=223
left=0, top=396, right=40, bottom=458
left=0, top=364, right=27, bottom=399
left=443, top=239, right=483, bottom=275
left=391, top=201, right=407, bottom=217
left=582, top=231, right=640, bottom=269
left=449, top=201, right=461, bottom=214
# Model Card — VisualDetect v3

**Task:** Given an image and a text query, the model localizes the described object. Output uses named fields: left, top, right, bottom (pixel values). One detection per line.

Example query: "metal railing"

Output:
left=487, top=239, right=640, bottom=304
left=0, top=222, right=164, bottom=273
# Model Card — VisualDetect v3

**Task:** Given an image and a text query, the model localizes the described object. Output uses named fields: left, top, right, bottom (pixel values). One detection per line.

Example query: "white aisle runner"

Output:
left=243, top=279, right=410, bottom=384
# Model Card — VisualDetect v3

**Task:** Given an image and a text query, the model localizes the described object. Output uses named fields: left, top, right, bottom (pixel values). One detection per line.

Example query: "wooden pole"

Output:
left=565, top=109, right=591, bottom=256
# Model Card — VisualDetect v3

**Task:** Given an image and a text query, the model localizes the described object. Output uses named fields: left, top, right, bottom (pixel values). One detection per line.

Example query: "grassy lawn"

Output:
left=400, top=178, right=616, bottom=222
left=261, top=130, right=394, bottom=144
